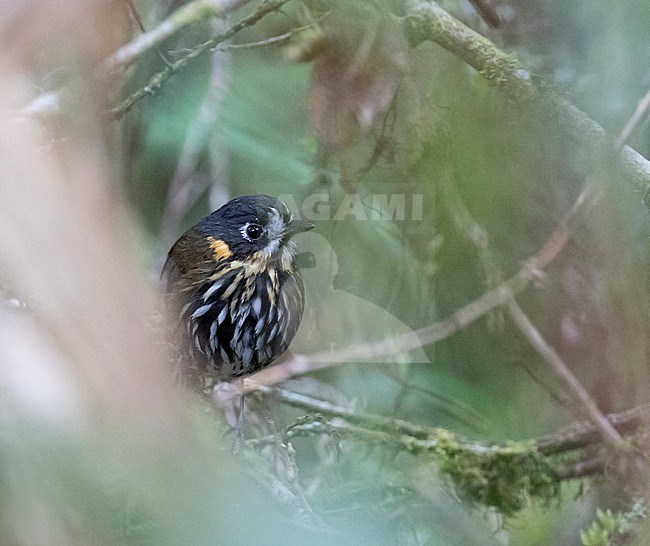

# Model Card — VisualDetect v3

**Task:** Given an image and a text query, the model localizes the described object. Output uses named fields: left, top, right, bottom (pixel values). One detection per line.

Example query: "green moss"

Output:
left=430, top=430, right=560, bottom=516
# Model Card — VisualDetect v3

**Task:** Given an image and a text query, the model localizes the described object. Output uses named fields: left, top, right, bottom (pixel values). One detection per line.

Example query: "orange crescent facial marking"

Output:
left=207, top=237, right=233, bottom=262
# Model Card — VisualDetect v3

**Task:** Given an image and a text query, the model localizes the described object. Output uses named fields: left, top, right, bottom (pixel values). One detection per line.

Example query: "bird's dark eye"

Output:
left=244, top=223, right=264, bottom=241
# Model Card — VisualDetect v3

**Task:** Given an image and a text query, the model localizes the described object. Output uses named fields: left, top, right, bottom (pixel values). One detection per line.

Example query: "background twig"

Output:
left=507, top=300, right=623, bottom=446
left=109, top=0, right=291, bottom=119
left=615, top=87, right=650, bottom=151
left=248, top=188, right=592, bottom=389
left=104, top=0, right=252, bottom=75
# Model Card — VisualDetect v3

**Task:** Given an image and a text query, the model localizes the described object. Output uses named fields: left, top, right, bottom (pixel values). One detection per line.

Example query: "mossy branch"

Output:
left=402, top=1, right=650, bottom=190
left=251, top=386, right=650, bottom=515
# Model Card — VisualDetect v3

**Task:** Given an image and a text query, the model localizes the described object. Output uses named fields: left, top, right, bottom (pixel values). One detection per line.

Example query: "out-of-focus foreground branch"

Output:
left=0, top=3, right=332, bottom=544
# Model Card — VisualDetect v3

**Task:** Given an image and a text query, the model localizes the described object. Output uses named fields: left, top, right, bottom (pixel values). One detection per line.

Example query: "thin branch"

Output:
left=109, top=0, right=291, bottom=120
left=214, top=29, right=293, bottom=50
left=123, top=0, right=147, bottom=33
left=104, top=0, right=252, bottom=75
left=250, top=387, right=650, bottom=485
left=615, top=87, right=650, bottom=151
left=536, top=403, right=650, bottom=456
left=179, top=16, right=328, bottom=53
left=122, top=0, right=175, bottom=69
left=468, top=0, right=500, bottom=27
left=507, top=299, right=623, bottom=447
left=253, top=417, right=444, bottom=454
left=253, top=386, right=505, bottom=455
left=259, top=386, right=461, bottom=440
left=501, top=187, right=627, bottom=451
left=247, top=188, right=592, bottom=389
left=434, top=167, right=624, bottom=447
left=439, top=161, right=616, bottom=437
left=260, top=388, right=650, bottom=458
left=402, top=1, right=650, bottom=190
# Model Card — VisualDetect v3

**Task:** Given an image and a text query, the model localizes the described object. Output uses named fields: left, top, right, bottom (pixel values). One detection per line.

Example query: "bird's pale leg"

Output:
left=232, top=377, right=246, bottom=454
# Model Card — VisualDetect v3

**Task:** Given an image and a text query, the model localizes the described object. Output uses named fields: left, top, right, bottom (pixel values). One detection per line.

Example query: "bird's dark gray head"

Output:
left=197, top=195, right=313, bottom=264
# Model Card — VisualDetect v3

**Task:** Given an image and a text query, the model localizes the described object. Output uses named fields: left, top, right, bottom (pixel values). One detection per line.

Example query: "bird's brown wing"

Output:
left=161, top=227, right=215, bottom=292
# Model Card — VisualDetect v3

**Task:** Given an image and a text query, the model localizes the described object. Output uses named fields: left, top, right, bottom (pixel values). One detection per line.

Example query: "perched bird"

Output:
left=163, top=195, right=314, bottom=380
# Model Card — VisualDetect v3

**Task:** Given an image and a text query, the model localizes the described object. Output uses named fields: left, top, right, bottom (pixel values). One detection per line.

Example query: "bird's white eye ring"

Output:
left=242, top=222, right=264, bottom=241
